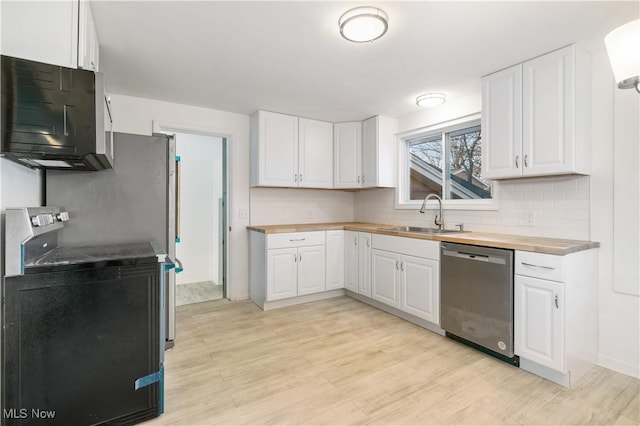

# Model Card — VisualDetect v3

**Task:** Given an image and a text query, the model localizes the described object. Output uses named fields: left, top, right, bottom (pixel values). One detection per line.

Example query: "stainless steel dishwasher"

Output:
left=440, top=242, right=518, bottom=365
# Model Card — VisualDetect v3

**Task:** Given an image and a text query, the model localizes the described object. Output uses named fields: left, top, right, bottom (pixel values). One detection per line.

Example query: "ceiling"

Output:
left=91, top=1, right=638, bottom=123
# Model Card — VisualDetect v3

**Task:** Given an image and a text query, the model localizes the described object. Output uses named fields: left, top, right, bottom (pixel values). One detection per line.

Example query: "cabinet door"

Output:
left=344, top=231, right=359, bottom=291
left=361, top=117, right=377, bottom=188
left=358, top=233, right=372, bottom=297
left=297, top=245, right=326, bottom=296
left=371, top=250, right=400, bottom=308
left=326, top=231, right=345, bottom=290
left=514, top=275, right=565, bottom=372
left=522, top=46, right=574, bottom=176
left=298, top=118, right=333, bottom=188
left=78, top=1, right=99, bottom=71
left=482, top=64, right=523, bottom=179
left=333, top=122, right=362, bottom=188
left=257, top=111, right=298, bottom=187
left=0, top=0, right=79, bottom=68
left=266, top=248, right=298, bottom=301
left=400, top=255, right=440, bottom=324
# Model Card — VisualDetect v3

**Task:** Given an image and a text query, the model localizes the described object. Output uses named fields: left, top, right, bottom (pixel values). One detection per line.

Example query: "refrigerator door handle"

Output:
left=174, top=257, right=184, bottom=274
left=175, top=155, right=181, bottom=243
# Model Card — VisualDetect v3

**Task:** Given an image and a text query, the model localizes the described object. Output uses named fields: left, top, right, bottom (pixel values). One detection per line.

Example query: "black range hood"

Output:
left=1, top=55, right=113, bottom=171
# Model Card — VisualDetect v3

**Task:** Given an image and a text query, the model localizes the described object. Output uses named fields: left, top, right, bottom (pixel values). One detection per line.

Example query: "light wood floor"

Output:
left=145, top=296, right=639, bottom=425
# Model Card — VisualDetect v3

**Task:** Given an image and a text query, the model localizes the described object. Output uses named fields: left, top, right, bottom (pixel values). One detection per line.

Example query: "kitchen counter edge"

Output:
left=246, top=222, right=599, bottom=256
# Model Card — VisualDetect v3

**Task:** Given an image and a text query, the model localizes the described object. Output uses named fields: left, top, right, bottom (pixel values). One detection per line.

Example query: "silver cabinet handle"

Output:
left=357, top=176, right=361, bottom=184
left=395, top=260, right=400, bottom=270
left=294, top=254, right=297, bottom=263
left=401, top=261, right=405, bottom=271
left=354, top=236, right=358, bottom=245
left=555, top=294, right=559, bottom=308
left=515, top=155, right=519, bottom=168
left=366, top=238, right=370, bottom=247
left=521, top=262, right=555, bottom=271
left=524, top=154, right=528, bottom=168
left=299, top=253, right=302, bottom=262
left=289, top=238, right=306, bottom=242
left=299, top=173, right=303, bottom=182
left=362, top=175, right=365, bottom=184
left=294, top=174, right=298, bottom=183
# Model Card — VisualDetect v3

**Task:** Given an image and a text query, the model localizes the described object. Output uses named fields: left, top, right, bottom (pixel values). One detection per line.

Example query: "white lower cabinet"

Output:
left=325, top=231, right=345, bottom=290
left=250, top=231, right=337, bottom=309
left=266, top=248, right=298, bottom=301
left=344, top=231, right=372, bottom=296
left=515, top=275, right=564, bottom=372
left=514, top=249, right=597, bottom=387
left=400, top=254, right=439, bottom=324
left=371, top=250, right=401, bottom=308
left=370, top=234, right=440, bottom=325
left=297, top=245, right=327, bottom=296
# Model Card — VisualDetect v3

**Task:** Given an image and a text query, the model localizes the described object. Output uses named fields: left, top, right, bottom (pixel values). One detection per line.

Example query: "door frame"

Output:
left=153, top=121, right=230, bottom=299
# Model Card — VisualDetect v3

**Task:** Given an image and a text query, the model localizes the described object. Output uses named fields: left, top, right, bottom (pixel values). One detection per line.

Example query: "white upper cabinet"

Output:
left=251, top=110, right=299, bottom=187
left=482, top=45, right=591, bottom=179
left=1, top=0, right=99, bottom=71
left=362, top=116, right=396, bottom=188
left=334, top=122, right=362, bottom=188
left=298, top=118, right=333, bottom=188
left=334, top=116, right=397, bottom=189
left=78, top=1, right=100, bottom=71
left=482, top=65, right=523, bottom=179
left=251, top=111, right=333, bottom=188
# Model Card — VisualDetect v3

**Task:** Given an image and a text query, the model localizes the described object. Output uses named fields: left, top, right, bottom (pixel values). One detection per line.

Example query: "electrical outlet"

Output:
left=517, top=211, right=535, bottom=226
left=238, top=208, right=248, bottom=219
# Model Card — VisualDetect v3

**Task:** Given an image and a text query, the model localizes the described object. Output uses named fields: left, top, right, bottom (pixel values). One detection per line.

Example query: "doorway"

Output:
left=171, top=131, right=227, bottom=305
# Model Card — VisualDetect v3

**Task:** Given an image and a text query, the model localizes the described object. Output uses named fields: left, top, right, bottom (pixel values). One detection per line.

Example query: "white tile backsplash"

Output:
left=250, top=187, right=355, bottom=225
left=353, top=175, right=591, bottom=240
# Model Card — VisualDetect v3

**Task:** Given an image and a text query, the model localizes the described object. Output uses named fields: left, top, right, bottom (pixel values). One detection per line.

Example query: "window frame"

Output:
left=395, top=113, right=499, bottom=211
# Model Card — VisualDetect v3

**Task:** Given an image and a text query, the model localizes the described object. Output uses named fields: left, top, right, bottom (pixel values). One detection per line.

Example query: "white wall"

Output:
left=0, top=159, right=42, bottom=278
left=250, top=187, right=354, bottom=225
left=590, top=50, right=640, bottom=378
left=108, top=93, right=250, bottom=300
left=175, top=133, right=223, bottom=285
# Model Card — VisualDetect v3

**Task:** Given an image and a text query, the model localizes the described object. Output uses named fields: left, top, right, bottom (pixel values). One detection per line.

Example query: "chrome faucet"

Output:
left=419, top=193, right=444, bottom=230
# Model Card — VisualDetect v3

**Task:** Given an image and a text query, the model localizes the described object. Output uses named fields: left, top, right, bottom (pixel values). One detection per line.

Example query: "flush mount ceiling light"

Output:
left=338, top=6, right=388, bottom=43
left=416, top=93, right=447, bottom=108
left=605, top=19, right=640, bottom=93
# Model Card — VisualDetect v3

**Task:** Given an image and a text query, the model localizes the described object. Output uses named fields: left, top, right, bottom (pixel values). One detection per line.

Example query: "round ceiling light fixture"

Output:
left=338, top=6, right=389, bottom=43
left=416, top=93, right=447, bottom=108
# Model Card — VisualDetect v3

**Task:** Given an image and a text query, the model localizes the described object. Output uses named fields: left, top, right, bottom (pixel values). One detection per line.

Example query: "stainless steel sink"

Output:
left=382, top=226, right=464, bottom=235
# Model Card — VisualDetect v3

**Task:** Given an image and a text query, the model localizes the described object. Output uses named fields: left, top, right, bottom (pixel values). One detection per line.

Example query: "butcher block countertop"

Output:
left=247, top=222, right=599, bottom=256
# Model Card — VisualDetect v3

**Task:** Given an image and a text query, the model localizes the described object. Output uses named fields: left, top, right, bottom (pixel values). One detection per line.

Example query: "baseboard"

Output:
left=346, top=290, right=445, bottom=336
left=597, top=353, right=640, bottom=379
left=261, top=289, right=346, bottom=311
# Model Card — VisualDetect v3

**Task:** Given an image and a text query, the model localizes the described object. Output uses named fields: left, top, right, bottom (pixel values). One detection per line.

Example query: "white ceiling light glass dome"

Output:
left=339, top=6, right=389, bottom=43
left=416, top=93, right=447, bottom=108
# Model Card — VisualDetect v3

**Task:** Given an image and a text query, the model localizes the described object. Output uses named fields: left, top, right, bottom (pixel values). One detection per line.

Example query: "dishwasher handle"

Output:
left=442, top=249, right=508, bottom=265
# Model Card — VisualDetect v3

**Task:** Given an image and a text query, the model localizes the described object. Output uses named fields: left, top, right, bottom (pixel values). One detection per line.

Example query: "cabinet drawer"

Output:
left=267, top=231, right=325, bottom=249
left=515, top=251, right=564, bottom=282
left=372, top=234, right=439, bottom=260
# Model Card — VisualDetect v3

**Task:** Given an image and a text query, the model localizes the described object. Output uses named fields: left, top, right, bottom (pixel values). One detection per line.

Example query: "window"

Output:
left=399, top=119, right=493, bottom=207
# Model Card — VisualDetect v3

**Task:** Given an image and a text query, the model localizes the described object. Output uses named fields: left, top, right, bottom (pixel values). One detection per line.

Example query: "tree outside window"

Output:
left=407, top=123, right=491, bottom=201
